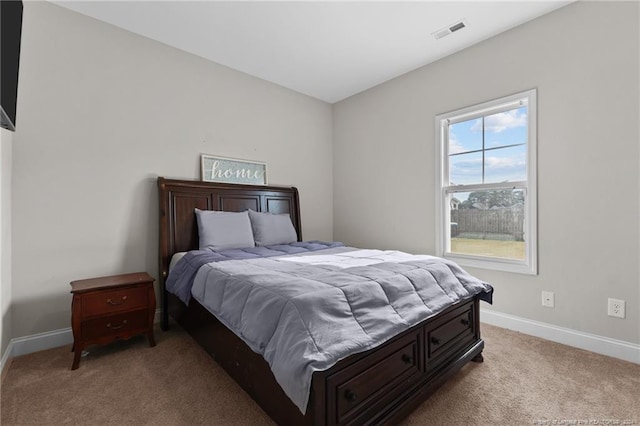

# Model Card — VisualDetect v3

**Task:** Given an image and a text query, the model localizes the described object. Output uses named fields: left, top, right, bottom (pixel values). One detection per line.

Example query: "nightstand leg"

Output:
left=72, top=348, right=82, bottom=370
left=147, top=331, right=156, bottom=347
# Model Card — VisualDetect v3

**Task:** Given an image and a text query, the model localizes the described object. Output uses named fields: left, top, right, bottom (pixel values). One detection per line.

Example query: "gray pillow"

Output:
left=195, top=209, right=255, bottom=251
left=248, top=210, right=298, bottom=246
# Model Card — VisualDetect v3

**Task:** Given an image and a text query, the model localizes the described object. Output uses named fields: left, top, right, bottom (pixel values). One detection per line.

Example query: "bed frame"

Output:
left=158, top=177, right=485, bottom=426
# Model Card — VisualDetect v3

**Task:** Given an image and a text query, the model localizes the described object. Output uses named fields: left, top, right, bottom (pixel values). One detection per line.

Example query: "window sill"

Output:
left=443, top=252, right=537, bottom=275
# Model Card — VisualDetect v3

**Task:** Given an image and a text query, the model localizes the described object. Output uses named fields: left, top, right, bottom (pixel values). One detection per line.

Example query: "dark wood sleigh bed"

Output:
left=158, top=177, right=485, bottom=426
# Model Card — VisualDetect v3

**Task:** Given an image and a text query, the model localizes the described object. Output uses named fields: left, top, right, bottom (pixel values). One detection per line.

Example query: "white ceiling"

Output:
left=53, top=1, right=572, bottom=104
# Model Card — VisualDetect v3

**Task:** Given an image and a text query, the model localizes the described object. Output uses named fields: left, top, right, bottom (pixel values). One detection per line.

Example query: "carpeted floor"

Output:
left=1, top=323, right=638, bottom=425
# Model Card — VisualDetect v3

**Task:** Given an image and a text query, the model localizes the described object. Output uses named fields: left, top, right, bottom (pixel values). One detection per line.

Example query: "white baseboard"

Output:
left=2, top=309, right=637, bottom=374
left=0, top=326, right=74, bottom=374
left=1, top=343, right=14, bottom=381
left=10, top=327, right=73, bottom=358
left=481, top=308, right=640, bottom=364
left=0, top=309, right=163, bottom=373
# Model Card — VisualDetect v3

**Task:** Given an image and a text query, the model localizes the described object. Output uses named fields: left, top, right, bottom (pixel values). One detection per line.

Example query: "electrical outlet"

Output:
left=542, top=291, right=554, bottom=308
left=608, top=298, right=625, bottom=319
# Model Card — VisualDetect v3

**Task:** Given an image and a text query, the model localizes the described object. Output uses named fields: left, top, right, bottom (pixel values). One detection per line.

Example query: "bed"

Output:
left=158, top=177, right=491, bottom=425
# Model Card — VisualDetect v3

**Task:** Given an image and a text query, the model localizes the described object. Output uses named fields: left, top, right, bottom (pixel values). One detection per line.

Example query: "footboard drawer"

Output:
left=426, top=300, right=476, bottom=370
left=326, top=329, right=423, bottom=425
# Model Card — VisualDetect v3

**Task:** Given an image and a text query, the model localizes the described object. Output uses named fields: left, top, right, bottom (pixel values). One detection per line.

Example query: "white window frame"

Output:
left=435, top=89, right=537, bottom=275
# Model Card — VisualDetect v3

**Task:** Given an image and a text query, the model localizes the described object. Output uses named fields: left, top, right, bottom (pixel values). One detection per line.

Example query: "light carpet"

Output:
left=1, top=323, right=638, bottom=425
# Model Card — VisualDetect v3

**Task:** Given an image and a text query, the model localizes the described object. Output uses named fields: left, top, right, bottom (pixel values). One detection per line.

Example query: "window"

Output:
left=435, top=90, right=537, bottom=274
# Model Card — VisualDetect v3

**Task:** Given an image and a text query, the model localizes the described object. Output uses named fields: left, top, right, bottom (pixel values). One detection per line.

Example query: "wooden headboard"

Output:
left=157, top=176, right=302, bottom=286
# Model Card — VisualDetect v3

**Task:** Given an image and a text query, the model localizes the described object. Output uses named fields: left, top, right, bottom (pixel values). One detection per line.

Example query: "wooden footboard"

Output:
left=169, top=293, right=484, bottom=426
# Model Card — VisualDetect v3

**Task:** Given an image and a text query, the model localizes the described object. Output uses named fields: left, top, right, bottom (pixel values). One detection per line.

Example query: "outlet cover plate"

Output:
left=608, top=298, right=625, bottom=319
left=542, top=291, right=554, bottom=308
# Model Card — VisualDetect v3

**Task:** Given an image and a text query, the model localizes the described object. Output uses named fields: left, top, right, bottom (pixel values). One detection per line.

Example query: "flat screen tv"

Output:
left=1, top=0, right=23, bottom=132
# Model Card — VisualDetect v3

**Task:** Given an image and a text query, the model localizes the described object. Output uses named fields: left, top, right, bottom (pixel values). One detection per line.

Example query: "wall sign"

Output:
left=201, top=155, right=267, bottom=185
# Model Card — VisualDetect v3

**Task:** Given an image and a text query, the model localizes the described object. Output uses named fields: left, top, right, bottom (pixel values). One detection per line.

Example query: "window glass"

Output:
left=449, top=118, right=482, bottom=154
left=449, top=151, right=482, bottom=185
left=450, top=189, right=525, bottom=261
left=484, top=145, right=527, bottom=183
left=436, top=89, right=537, bottom=274
left=448, top=106, right=527, bottom=185
left=484, top=106, right=528, bottom=149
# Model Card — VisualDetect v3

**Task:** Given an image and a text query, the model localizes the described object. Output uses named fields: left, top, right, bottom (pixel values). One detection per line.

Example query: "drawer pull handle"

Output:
left=431, top=336, right=441, bottom=345
left=461, top=318, right=470, bottom=326
left=344, top=389, right=357, bottom=402
left=106, top=296, right=127, bottom=306
left=401, top=354, right=413, bottom=364
left=106, top=320, right=128, bottom=330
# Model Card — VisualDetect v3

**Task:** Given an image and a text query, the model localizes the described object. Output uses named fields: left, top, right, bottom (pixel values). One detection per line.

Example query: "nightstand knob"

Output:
left=461, top=318, right=470, bottom=326
left=106, top=320, right=127, bottom=330
left=106, top=296, right=127, bottom=306
left=431, top=336, right=441, bottom=345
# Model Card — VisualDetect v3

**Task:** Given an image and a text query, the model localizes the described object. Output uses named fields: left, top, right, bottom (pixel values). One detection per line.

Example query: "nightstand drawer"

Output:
left=82, top=310, right=148, bottom=340
left=81, top=286, right=148, bottom=317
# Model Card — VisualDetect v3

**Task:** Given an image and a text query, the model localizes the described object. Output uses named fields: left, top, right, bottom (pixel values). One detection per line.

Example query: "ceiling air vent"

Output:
left=432, top=19, right=468, bottom=40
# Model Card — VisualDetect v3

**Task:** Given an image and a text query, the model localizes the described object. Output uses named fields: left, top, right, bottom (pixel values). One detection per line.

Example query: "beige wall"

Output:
left=1, top=128, right=13, bottom=356
left=11, top=2, right=333, bottom=338
left=7, top=1, right=640, bottom=348
left=333, top=1, right=640, bottom=343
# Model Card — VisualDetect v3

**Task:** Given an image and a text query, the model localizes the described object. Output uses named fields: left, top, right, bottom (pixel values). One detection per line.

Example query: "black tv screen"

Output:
left=1, top=0, right=23, bottom=131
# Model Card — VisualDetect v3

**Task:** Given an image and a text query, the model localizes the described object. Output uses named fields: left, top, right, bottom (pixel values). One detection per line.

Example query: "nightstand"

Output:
left=70, top=272, right=156, bottom=370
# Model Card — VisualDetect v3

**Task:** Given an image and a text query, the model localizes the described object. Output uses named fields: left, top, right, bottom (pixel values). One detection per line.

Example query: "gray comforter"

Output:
left=188, top=245, right=493, bottom=413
